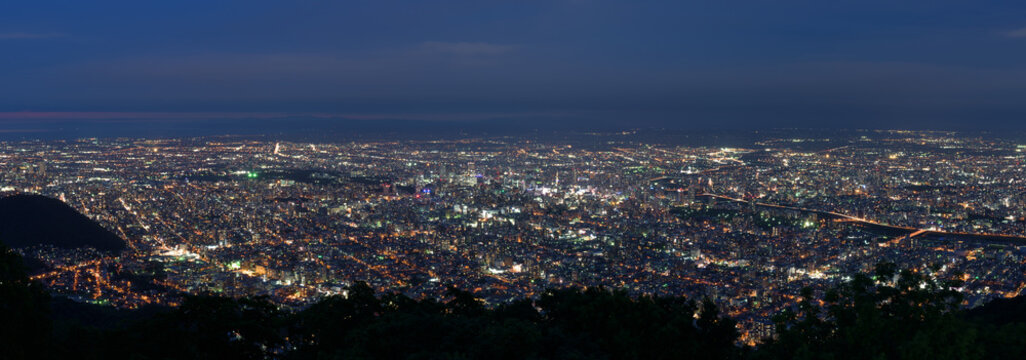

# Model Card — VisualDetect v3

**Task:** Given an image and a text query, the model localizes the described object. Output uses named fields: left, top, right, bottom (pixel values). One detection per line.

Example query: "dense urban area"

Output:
left=4, top=129, right=1026, bottom=344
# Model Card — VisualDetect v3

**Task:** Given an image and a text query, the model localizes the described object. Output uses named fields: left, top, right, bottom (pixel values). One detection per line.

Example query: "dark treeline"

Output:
left=3, top=245, right=1026, bottom=360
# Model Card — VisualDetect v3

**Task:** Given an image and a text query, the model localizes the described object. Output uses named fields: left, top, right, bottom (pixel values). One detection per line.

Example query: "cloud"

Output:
left=0, top=111, right=577, bottom=123
left=0, top=32, right=64, bottom=40
left=1004, top=27, right=1026, bottom=38
left=45, top=46, right=537, bottom=103
left=419, top=41, right=516, bottom=55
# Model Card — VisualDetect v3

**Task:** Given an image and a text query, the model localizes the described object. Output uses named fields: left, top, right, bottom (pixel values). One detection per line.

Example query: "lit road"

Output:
left=700, top=193, right=1026, bottom=243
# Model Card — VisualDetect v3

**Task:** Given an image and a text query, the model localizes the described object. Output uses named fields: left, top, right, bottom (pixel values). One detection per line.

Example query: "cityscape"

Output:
left=5, top=129, right=1025, bottom=344
left=6, top=1, right=1026, bottom=358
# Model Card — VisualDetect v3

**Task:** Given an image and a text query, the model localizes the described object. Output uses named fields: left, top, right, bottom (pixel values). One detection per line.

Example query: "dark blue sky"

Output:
left=3, top=0, right=1026, bottom=132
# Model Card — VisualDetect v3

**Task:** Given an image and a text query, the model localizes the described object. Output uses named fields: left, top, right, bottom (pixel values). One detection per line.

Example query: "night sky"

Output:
left=3, top=0, right=1026, bottom=134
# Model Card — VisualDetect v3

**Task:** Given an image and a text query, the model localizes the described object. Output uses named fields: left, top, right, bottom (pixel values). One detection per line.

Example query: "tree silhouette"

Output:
left=0, top=245, right=52, bottom=359
left=4, top=245, right=1026, bottom=360
left=758, top=263, right=980, bottom=360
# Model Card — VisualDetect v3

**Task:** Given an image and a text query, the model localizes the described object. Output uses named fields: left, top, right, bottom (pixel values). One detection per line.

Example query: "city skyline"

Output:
left=5, top=2, right=1026, bottom=358
left=3, top=129, right=1026, bottom=345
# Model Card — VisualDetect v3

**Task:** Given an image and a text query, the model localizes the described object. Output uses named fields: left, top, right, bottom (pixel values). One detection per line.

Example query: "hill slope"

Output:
left=0, top=194, right=126, bottom=253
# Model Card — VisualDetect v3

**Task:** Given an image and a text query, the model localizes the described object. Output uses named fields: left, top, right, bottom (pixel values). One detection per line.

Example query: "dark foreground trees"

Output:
left=288, top=285, right=739, bottom=359
left=4, top=244, right=1026, bottom=359
left=757, top=264, right=979, bottom=360
left=45, top=284, right=739, bottom=360
left=0, top=245, right=52, bottom=359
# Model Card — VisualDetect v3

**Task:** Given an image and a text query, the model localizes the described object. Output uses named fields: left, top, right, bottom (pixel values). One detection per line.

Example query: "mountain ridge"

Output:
left=0, top=194, right=127, bottom=253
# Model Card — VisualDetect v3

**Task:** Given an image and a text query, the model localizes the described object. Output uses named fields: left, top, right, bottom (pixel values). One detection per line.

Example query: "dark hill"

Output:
left=967, top=294, right=1026, bottom=325
left=0, top=194, right=126, bottom=253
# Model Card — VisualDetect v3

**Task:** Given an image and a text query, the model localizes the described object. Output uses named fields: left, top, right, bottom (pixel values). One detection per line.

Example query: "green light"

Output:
left=228, top=261, right=242, bottom=270
left=247, top=172, right=258, bottom=178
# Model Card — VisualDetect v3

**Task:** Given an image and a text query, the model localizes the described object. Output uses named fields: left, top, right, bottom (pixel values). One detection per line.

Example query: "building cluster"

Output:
left=2, top=130, right=1025, bottom=343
